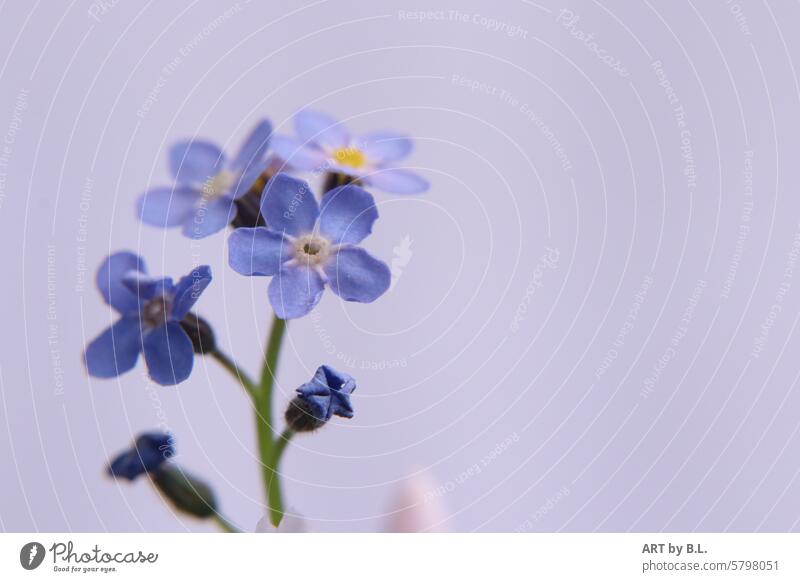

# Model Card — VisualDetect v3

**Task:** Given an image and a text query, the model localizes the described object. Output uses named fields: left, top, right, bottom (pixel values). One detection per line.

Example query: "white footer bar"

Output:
left=1, top=533, right=798, bottom=581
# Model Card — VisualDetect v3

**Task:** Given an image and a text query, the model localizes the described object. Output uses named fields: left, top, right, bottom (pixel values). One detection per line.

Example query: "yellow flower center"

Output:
left=332, top=147, right=367, bottom=169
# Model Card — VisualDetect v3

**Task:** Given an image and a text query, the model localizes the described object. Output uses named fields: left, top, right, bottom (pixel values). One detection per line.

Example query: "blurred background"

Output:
left=1, top=0, right=800, bottom=532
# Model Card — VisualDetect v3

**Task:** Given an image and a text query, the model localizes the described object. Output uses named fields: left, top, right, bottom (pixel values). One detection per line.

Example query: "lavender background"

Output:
left=1, top=0, right=799, bottom=532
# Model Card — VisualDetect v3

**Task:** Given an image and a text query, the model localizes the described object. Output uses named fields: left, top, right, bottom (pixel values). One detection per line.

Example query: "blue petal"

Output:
left=143, top=322, right=194, bottom=385
left=299, top=380, right=331, bottom=397
left=137, top=186, right=199, bottom=228
left=229, top=161, right=268, bottom=199
left=294, top=110, right=350, bottom=149
left=315, top=364, right=356, bottom=395
left=228, top=227, right=291, bottom=276
left=268, top=265, right=325, bottom=319
left=260, top=174, right=319, bottom=236
left=172, top=265, right=212, bottom=320
left=181, top=195, right=236, bottom=239
left=108, top=451, right=144, bottom=480
left=134, top=432, right=175, bottom=466
left=270, top=135, right=328, bottom=171
left=231, top=119, right=272, bottom=172
left=364, top=168, right=429, bottom=194
left=329, top=391, right=354, bottom=418
left=84, top=316, right=143, bottom=379
left=360, top=131, right=413, bottom=163
left=169, top=140, right=225, bottom=184
left=121, top=274, right=174, bottom=302
left=318, top=185, right=379, bottom=245
left=324, top=247, right=390, bottom=303
left=96, top=252, right=147, bottom=314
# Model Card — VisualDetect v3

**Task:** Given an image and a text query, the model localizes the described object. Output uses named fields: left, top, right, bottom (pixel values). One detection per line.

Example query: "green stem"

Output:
left=210, top=349, right=257, bottom=400
left=256, top=316, right=288, bottom=522
left=213, top=514, right=241, bottom=533
left=259, top=316, right=287, bottom=414
left=267, top=429, right=295, bottom=527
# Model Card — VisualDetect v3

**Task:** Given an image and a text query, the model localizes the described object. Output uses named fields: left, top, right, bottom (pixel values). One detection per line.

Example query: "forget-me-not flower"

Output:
left=138, top=119, right=273, bottom=238
left=107, top=432, right=174, bottom=481
left=83, top=252, right=212, bottom=385
left=227, top=173, right=391, bottom=319
left=271, top=110, right=429, bottom=194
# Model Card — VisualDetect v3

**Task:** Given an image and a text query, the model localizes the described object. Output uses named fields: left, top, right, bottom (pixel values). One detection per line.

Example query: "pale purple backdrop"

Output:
left=1, top=0, right=799, bottom=532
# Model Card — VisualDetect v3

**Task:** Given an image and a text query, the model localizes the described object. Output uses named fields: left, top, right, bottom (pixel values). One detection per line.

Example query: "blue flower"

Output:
left=296, top=365, right=356, bottom=421
left=271, top=110, right=429, bottom=194
left=227, top=173, right=391, bottom=319
left=107, top=432, right=174, bottom=481
left=83, top=252, right=212, bottom=385
left=137, top=119, right=273, bottom=238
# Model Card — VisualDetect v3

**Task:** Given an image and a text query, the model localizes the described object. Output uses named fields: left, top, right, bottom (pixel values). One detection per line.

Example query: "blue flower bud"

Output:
left=284, top=365, right=356, bottom=432
left=107, top=432, right=174, bottom=481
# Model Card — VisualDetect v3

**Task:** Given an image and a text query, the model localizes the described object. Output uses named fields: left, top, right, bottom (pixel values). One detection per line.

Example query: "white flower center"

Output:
left=201, top=170, right=234, bottom=201
left=293, top=234, right=331, bottom=267
left=142, top=294, right=172, bottom=328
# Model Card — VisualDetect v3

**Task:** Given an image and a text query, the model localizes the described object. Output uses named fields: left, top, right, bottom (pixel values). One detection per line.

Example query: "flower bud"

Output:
left=284, top=365, right=357, bottom=432
left=107, top=432, right=174, bottom=481
left=231, top=168, right=276, bottom=228
left=231, top=189, right=265, bottom=229
left=322, top=171, right=357, bottom=194
left=284, top=397, right=326, bottom=433
left=179, top=312, right=216, bottom=354
left=152, top=465, right=218, bottom=519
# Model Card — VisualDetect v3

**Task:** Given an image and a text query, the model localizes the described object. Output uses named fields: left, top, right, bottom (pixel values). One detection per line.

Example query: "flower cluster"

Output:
left=84, top=110, right=429, bottom=530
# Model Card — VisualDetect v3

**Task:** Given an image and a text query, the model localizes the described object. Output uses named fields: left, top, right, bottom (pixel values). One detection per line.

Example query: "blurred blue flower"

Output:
left=272, top=110, right=428, bottom=194
left=83, top=252, right=212, bottom=385
left=297, top=365, right=356, bottom=421
left=108, top=432, right=174, bottom=481
left=228, top=173, right=391, bottom=319
left=138, top=119, right=273, bottom=238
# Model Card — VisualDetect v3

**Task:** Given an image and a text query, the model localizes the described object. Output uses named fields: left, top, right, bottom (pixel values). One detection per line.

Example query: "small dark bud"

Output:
left=231, top=189, right=265, bottom=228
left=322, top=172, right=358, bottom=194
left=179, top=312, right=216, bottom=354
left=230, top=169, right=273, bottom=228
left=152, top=465, right=218, bottom=519
left=284, top=397, right=326, bottom=433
